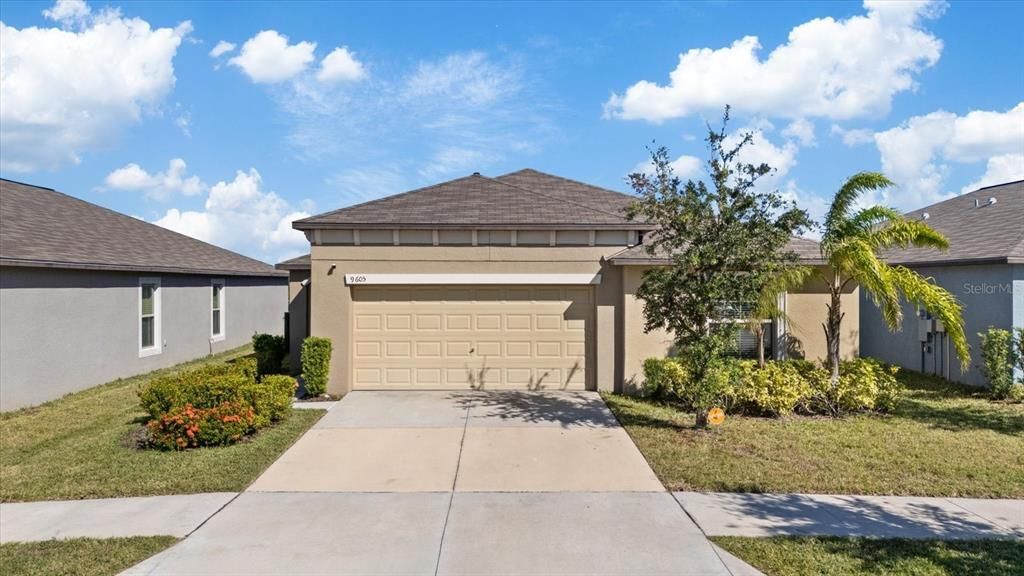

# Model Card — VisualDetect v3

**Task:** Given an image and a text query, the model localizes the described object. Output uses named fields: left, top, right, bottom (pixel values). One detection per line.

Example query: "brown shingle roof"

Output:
left=0, top=179, right=284, bottom=277
left=883, top=180, right=1024, bottom=266
left=294, top=170, right=651, bottom=230
left=608, top=235, right=824, bottom=265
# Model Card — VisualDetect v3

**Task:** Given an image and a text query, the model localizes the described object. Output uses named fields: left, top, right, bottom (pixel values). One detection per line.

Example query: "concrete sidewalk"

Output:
left=676, top=492, right=1024, bottom=539
left=0, top=493, right=237, bottom=543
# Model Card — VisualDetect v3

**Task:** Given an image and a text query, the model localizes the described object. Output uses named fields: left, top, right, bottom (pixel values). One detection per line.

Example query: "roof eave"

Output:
left=885, top=256, right=1016, bottom=267
left=0, top=257, right=287, bottom=278
left=293, top=222, right=655, bottom=231
left=608, top=256, right=827, bottom=266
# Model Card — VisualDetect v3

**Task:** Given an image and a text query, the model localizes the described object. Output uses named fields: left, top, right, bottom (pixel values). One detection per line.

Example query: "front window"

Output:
left=712, top=301, right=773, bottom=360
left=211, top=280, right=225, bottom=341
left=139, top=278, right=161, bottom=356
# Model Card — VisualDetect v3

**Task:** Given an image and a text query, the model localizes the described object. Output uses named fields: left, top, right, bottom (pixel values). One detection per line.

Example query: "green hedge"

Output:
left=137, top=358, right=298, bottom=449
left=301, top=337, right=332, bottom=397
left=252, top=333, right=287, bottom=377
left=640, top=356, right=903, bottom=417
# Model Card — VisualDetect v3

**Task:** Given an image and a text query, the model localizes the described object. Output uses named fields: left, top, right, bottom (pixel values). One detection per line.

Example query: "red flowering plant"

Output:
left=147, top=401, right=257, bottom=450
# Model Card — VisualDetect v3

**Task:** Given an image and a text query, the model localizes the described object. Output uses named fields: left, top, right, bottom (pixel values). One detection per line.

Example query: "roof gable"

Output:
left=294, top=170, right=650, bottom=230
left=0, top=179, right=283, bottom=277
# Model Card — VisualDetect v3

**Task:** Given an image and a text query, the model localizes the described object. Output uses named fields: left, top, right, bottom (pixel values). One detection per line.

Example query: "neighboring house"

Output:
left=861, top=180, right=1023, bottom=387
left=281, top=169, right=857, bottom=395
left=0, top=179, right=288, bottom=411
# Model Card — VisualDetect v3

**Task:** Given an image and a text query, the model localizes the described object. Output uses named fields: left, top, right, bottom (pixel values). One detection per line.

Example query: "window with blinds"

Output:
left=211, top=280, right=225, bottom=341
left=139, top=278, right=161, bottom=357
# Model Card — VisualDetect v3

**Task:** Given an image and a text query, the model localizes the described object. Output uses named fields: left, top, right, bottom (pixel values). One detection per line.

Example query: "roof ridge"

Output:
left=487, top=177, right=637, bottom=223
left=295, top=175, right=481, bottom=224
left=499, top=168, right=640, bottom=202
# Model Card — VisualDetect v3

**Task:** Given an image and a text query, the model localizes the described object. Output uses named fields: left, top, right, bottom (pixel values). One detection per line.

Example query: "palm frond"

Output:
left=837, top=205, right=903, bottom=239
left=867, top=218, right=950, bottom=251
left=835, top=238, right=902, bottom=329
left=889, top=266, right=970, bottom=370
left=749, top=265, right=815, bottom=327
left=822, top=172, right=894, bottom=246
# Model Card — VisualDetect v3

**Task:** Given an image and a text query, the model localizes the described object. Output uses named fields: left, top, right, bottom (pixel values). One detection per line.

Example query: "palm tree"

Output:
left=818, top=172, right=969, bottom=389
left=747, top=265, right=813, bottom=368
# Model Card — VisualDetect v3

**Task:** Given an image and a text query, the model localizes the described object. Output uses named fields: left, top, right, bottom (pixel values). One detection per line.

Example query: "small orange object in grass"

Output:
left=707, top=407, right=726, bottom=426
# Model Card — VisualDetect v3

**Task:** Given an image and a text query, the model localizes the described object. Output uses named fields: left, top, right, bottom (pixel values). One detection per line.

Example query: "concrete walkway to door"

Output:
left=124, top=391, right=738, bottom=575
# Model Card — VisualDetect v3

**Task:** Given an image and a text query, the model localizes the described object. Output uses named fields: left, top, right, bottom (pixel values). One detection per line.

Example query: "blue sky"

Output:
left=2, top=0, right=1022, bottom=263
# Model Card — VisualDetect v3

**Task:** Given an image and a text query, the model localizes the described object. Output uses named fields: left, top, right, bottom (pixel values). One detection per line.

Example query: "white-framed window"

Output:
left=211, top=279, right=225, bottom=341
left=139, top=277, right=162, bottom=357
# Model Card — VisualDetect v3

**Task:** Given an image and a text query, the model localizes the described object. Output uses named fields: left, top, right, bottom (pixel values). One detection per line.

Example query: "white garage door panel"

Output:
left=351, top=286, right=590, bottom=390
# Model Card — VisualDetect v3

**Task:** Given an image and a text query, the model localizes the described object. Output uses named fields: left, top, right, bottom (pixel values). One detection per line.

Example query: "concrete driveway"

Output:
left=125, top=391, right=732, bottom=575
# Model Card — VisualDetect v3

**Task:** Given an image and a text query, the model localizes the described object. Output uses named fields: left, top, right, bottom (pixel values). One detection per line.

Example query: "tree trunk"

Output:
left=756, top=324, right=766, bottom=368
left=824, top=286, right=844, bottom=390
left=695, top=409, right=709, bottom=429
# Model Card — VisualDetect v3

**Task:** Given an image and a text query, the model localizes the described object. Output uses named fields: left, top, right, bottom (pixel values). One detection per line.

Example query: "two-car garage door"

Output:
left=351, top=286, right=591, bottom=390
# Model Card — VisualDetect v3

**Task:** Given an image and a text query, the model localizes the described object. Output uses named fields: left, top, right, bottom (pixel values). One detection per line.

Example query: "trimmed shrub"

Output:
left=147, top=402, right=257, bottom=450
left=246, top=375, right=297, bottom=426
left=252, top=334, right=287, bottom=377
left=980, top=328, right=1015, bottom=400
left=735, top=360, right=812, bottom=416
left=301, top=337, right=332, bottom=397
left=641, top=357, right=689, bottom=399
left=1015, top=328, right=1024, bottom=385
left=230, top=356, right=259, bottom=382
left=139, top=371, right=253, bottom=420
left=809, top=358, right=902, bottom=414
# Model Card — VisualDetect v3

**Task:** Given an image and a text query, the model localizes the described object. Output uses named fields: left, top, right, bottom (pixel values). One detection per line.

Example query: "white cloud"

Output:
left=42, top=0, right=90, bottom=27
left=326, top=167, right=408, bottom=208
left=780, top=179, right=829, bottom=237
left=153, top=168, right=311, bottom=263
left=229, top=30, right=315, bottom=84
left=604, top=0, right=944, bottom=122
left=830, top=125, right=875, bottom=146
left=105, top=158, right=206, bottom=200
left=279, top=50, right=551, bottom=184
left=782, top=118, right=816, bottom=147
left=873, top=102, right=1024, bottom=209
left=729, top=128, right=799, bottom=190
left=960, top=154, right=1024, bottom=194
left=405, top=51, right=514, bottom=107
left=631, top=154, right=702, bottom=180
left=0, top=1, right=191, bottom=172
left=174, top=112, right=191, bottom=137
left=208, top=40, right=235, bottom=58
left=316, top=46, right=365, bottom=83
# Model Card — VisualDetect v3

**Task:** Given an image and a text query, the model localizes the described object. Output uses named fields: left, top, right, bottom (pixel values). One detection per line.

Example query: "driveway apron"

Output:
left=124, top=391, right=732, bottom=576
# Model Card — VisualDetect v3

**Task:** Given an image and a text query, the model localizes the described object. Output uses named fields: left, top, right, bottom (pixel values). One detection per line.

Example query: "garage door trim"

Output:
left=344, top=273, right=602, bottom=285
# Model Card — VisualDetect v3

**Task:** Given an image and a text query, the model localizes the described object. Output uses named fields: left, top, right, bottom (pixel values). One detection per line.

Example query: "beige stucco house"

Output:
left=280, top=169, right=857, bottom=396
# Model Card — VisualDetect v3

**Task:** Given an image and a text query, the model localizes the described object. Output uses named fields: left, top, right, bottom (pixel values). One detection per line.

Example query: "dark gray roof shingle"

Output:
left=883, top=180, right=1024, bottom=265
left=294, top=169, right=651, bottom=230
left=276, top=253, right=310, bottom=270
left=0, top=179, right=284, bottom=277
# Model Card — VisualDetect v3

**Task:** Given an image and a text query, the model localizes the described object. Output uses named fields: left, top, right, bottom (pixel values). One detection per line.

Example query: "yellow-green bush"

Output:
left=810, top=358, right=902, bottom=414
left=641, top=357, right=689, bottom=399
left=735, top=361, right=812, bottom=416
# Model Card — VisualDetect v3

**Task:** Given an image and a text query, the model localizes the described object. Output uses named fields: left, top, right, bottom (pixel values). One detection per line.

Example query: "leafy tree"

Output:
left=627, top=107, right=810, bottom=425
left=817, top=172, right=969, bottom=395
left=746, top=265, right=814, bottom=368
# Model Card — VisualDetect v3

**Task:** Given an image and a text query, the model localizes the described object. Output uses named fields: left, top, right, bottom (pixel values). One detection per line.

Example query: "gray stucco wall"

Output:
left=860, top=263, right=1019, bottom=387
left=0, top=266, right=287, bottom=411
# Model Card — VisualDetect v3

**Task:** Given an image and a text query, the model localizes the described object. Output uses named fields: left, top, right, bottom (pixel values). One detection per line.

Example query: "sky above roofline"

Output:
left=1, top=0, right=1021, bottom=263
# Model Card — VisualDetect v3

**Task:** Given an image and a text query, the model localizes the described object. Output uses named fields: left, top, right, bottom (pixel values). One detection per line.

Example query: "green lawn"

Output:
left=604, top=370, right=1024, bottom=497
left=0, top=346, right=324, bottom=502
left=0, top=536, right=178, bottom=576
left=712, top=537, right=1024, bottom=576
